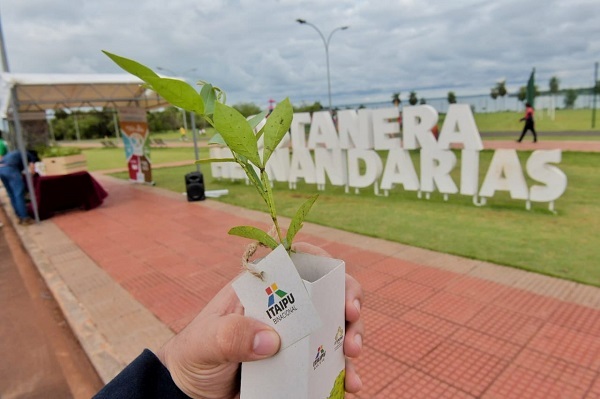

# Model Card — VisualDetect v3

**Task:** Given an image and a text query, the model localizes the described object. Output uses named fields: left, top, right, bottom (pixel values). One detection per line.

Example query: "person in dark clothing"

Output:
left=517, top=102, right=537, bottom=143
left=0, top=150, right=39, bottom=225
left=94, top=261, right=364, bottom=399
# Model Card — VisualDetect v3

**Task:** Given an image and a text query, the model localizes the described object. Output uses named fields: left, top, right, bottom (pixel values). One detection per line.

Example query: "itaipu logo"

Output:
left=313, top=345, right=326, bottom=369
left=265, top=283, right=297, bottom=324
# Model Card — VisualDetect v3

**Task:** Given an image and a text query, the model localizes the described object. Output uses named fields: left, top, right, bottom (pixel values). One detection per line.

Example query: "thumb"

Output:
left=200, top=314, right=281, bottom=364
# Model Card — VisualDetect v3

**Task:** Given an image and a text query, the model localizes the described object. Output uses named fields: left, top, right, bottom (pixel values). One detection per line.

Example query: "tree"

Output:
left=496, top=80, right=507, bottom=97
left=419, top=98, right=427, bottom=105
left=495, top=80, right=507, bottom=110
left=490, top=87, right=499, bottom=111
left=564, top=89, right=578, bottom=109
left=447, top=91, right=457, bottom=104
left=490, top=88, right=499, bottom=100
left=549, top=76, right=560, bottom=94
left=293, top=101, right=323, bottom=113
left=148, top=106, right=181, bottom=132
left=408, top=91, right=418, bottom=106
left=49, top=108, right=115, bottom=140
left=391, top=92, right=401, bottom=107
left=232, top=102, right=262, bottom=117
left=549, top=76, right=560, bottom=119
left=517, top=86, right=527, bottom=102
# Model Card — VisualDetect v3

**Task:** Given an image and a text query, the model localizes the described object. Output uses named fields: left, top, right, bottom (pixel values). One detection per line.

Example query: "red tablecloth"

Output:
left=28, top=171, right=108, bottom=220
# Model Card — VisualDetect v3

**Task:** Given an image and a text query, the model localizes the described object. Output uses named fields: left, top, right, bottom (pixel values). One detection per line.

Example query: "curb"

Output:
left=0, top=187, right=173, bottom=383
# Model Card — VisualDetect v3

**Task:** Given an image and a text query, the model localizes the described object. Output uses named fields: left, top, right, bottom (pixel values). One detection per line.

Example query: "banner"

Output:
left=118, top=107, right=153, bottom=184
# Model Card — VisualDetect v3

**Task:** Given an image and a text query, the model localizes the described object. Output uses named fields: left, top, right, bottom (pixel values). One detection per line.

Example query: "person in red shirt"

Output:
left=517, top=102, right=538, bottom=143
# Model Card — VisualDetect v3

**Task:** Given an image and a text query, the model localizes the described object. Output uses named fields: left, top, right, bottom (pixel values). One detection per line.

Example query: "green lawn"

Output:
left=473, top=109, right=599, bottom=132
left=83, top=147, right=201, bottom=171
left=104, top=148, right=600, bottom=287
left=74, top=108, right=599, bottom=286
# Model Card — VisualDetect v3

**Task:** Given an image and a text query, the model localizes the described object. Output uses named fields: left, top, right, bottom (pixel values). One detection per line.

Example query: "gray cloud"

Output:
left=2, top=0, right=598, bottom=107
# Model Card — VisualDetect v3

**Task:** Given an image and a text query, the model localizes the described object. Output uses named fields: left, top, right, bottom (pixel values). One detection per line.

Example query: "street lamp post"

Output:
left=296, top=19, right=348, bottom=111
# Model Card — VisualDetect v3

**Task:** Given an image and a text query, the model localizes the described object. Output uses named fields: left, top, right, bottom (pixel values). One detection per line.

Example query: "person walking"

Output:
left=517, top=102, right=537, bottom=143
left=0, top=150, right=39, bottom=225
left=179, top=126, right=187, bottom=141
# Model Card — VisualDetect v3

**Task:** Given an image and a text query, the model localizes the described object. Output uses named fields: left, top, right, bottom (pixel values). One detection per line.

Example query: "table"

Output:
left=28, top=171, right=108, bottom=220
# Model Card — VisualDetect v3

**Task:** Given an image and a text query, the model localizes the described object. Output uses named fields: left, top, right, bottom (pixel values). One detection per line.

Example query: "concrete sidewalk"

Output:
left=4, top=174, right=600, bottom=398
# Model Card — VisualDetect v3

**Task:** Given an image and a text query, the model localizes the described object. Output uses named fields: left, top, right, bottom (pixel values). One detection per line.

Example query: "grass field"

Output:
left=62, top=108, right=599, bottom=152
left=99, top=147, right=600, bottom=287
left=83, top=147, right=199, bottom=171
left=473, top=109, right=599, bottom=132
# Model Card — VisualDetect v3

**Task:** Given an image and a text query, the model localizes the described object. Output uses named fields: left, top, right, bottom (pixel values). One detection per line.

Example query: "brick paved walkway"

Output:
left=5, top=170, right=600, bottom=397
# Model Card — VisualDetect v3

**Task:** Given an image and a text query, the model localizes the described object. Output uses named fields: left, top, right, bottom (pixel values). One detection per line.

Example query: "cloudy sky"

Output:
left=1, top=0, right=598, bottom=108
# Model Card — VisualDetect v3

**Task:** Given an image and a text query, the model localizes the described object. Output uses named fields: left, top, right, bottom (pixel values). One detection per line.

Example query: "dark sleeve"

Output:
left=93, top=349, right=191, bottom=399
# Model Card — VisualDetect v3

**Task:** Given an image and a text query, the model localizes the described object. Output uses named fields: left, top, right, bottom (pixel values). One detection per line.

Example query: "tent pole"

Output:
left=9, top=87, right=41, bottom=223
left=0, top=10, right=40, bottom=223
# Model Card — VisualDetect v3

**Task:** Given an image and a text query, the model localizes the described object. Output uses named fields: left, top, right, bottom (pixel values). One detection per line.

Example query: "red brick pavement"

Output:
left=50, top=175, right=600, bottom=398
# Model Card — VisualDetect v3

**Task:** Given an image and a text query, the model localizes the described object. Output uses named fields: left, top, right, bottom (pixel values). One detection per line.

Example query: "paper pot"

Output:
left=237, top=249, right=346, bottom=399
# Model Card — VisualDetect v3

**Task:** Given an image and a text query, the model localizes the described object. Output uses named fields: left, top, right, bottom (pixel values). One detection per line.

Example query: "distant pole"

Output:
left=593, top=61, right=598, bottom=129
left=190, top=112, right=200, bottom=173
left=296, top=19, right=349, bottom=111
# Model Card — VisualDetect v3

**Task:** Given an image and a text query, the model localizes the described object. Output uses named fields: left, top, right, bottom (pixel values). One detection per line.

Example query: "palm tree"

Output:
left=549, top=76, right=560, bottom=119
left=391, top=92, right=401, bottom=107
left=496, top=80, right=507, bottom=110
left=447, top=91, right=457, bottom=104
left=408, top=91, right=418, bottom=106
left=518, top=86, right=527, bottom=103
left=564, top=89, right=578, bottom=109
left=490, top=88, right=499, bottom=111
left=549, top=76, right=560, bottom=94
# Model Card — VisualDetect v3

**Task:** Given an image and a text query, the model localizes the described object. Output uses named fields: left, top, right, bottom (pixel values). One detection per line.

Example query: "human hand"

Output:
left=156, top=244, right=364, bottom=399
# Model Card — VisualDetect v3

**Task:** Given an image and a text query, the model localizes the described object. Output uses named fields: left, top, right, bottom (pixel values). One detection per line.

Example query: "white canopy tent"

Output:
left=0, top=72, right=169, bottom=119
left=0, top=72, right=171, bottom=223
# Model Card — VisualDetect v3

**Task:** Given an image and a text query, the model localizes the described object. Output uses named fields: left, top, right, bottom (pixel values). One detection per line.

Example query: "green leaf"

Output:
left=195, top=158, right=235, bottom=164
left=200, top=83, right=217, bottom=116
left=145, top=77, right=204, bottom=114
left=102, top=50, right=159, bottom=80
left=263, top=98, right=293, bottom=165
left=103, top=51, right=204, bottom=114
left=213, top=102, right=261, bottom=167
left=208, top=133, right=226, bottom=145
left=228, top=226, right=278, bottom=249
left=286, top=194, right=319, bottom=248
left=248, top=110, right=268, bottom=129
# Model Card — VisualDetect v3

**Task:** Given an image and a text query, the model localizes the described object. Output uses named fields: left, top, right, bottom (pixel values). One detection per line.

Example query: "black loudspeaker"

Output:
left=185, top=172, right=206, bottom=201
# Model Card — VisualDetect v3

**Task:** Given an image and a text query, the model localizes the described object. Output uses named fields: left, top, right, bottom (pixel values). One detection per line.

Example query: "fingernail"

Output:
left=353, top=299, right=361, bottom=313
left=253, top=330, right=280, bottom=356
left=354, top=334, right=362, bottom=350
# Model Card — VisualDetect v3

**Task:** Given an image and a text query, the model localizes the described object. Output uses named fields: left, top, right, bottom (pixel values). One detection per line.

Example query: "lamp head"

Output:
left=296, top=19, right=307, bottom=24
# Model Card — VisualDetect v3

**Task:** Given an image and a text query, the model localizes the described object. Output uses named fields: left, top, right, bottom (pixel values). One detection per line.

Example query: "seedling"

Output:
left=104, top=51, right=318, bottom=254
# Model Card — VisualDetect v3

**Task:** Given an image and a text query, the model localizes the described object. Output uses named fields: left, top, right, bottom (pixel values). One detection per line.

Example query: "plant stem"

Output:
left=260, top=169, right=285, bottom=246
